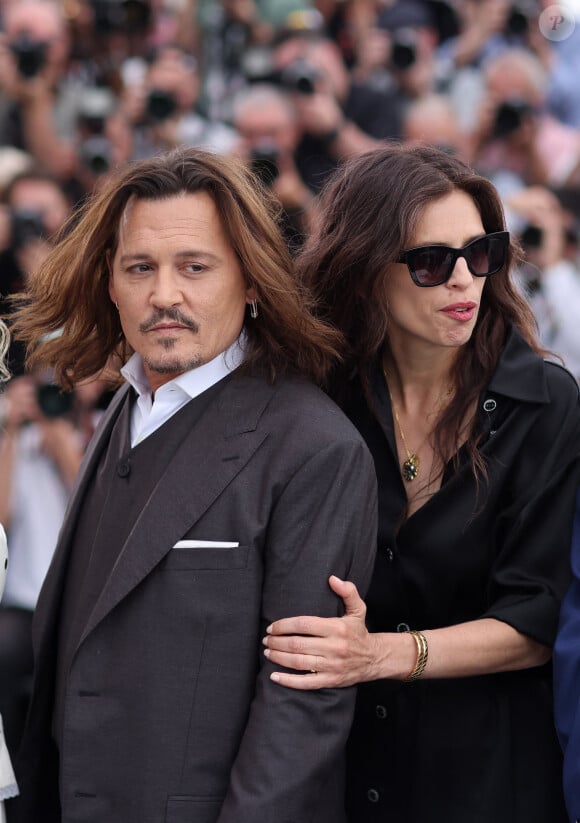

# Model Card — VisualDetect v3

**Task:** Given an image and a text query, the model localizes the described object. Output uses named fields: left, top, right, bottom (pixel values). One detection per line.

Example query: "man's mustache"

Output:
left=139, top=309, right=199, bottom=333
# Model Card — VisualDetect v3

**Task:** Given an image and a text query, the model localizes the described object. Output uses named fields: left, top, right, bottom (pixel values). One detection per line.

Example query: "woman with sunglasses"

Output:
left=262, top=144, right=580, bottom=822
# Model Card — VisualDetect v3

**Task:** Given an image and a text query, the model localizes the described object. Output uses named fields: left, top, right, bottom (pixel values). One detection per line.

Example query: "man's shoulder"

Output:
left=261, top=374, right=368, bottom=448
left=224, top=372, right=363, bottom=440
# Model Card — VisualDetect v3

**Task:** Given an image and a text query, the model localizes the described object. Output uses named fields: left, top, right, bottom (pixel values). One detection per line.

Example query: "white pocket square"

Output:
left=172, top=540, right=240, bottom=549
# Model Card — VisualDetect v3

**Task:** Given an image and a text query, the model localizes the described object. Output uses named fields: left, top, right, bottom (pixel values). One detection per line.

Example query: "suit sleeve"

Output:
left=217, top=436, right=378, bottom=823
left=554, top=490, right=580, bottom=823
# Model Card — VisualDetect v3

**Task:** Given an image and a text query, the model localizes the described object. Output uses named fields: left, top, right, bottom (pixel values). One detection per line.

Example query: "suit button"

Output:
left=375, top=704, right=387, bottom=720
left=385, top=547, right=394, bottom=562
left=117, top=459, right=131, bottom=477
left=367, top=788, right=380, bottom=803
left=397, top=622, right=410, bottom=633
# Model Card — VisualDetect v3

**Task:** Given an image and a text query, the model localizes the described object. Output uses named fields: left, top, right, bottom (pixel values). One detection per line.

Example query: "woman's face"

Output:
left=383, top=189, right=489, bottom=355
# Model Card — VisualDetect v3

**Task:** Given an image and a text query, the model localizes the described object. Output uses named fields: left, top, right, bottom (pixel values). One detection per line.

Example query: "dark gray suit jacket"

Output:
left=11, top=372, right=377, bottom=823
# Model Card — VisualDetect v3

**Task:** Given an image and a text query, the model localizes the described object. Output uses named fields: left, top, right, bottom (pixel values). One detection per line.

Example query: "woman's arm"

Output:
left=264, top=575, right=551, bottom=690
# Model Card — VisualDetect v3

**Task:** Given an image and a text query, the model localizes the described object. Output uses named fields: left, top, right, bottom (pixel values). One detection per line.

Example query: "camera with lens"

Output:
left=9, top=32, right=47, bottom=79
left=78, top=135, right=112, bottom=176
left=36, top=382, right=74, bottom=419
left=250, top=143, right=280, bottom=186
left=390, top=28, right=418, bottom=71
left=520, top=223, right=543, bottom=249
left=520, top=221, right=579, bottom=250
left=77, top=87, right=115, bottom=136
left=491, top=99, right=535, bottom=138
left=505, top=3, right=533, bottom=36
left=10, top=208, right=46, bottom=250
left=278, top=58, right=320, bottom=96
left=146, top=88, right=178, bottom=122
left=91, top=0, right=152, bottom=34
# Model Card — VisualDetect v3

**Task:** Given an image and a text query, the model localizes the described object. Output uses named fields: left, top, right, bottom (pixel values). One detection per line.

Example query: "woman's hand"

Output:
left=264, top=576, right=382, bottom=689
left=264, top=577, right=555, bottom=690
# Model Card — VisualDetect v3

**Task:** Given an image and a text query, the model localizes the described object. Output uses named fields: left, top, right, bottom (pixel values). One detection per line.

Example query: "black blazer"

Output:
left=11, top=373, right=378, bottom=823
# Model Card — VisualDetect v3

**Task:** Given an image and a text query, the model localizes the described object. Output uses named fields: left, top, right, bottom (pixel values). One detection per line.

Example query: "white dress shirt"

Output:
left=120, top=336, right=245, bottom=448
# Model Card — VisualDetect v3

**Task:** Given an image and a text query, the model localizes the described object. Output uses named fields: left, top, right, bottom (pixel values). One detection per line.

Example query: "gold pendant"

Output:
left=402, top=454, right=420, bottom=482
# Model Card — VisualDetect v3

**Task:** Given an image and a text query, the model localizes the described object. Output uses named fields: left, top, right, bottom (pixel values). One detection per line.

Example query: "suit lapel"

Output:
left=32, top=385, right=131, bottom=655
left=78, top=375, right=277, bottom=645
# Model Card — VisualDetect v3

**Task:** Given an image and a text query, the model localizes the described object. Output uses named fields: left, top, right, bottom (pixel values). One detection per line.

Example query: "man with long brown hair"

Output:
left=7, top=148, right=377, bottom=823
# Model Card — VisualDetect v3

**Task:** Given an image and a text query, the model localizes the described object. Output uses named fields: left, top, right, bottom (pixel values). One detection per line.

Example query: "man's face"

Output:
left=10, top=178, right=70, bottom=236
left=109, top=192, right=253, bottom=393
left=236, top=97, right=300, bottom=157
left=145, top=48, right=199, bottom=112
left=5, top=1, right=69, bottom=70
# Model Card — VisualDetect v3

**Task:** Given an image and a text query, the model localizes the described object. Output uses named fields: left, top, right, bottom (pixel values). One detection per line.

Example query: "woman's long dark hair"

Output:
left=297, top=143, right=544, bottom=477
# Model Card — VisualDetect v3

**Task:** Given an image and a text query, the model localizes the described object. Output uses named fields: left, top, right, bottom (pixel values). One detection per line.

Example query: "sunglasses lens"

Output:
left=408, top=247, right=454, bottom=286
left=466, top=234, right=507, bottom=276
left=402, top=232, right=509, bottom=286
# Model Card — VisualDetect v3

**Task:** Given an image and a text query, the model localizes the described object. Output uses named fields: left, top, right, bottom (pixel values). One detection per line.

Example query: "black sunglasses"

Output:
left=398, top=231, right=510, bottom=287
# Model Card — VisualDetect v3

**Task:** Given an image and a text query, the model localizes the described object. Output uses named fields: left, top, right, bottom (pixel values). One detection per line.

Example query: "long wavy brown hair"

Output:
left=297, top=143, right=544, bottom=475
left=11, top=148, right=341, bottom=388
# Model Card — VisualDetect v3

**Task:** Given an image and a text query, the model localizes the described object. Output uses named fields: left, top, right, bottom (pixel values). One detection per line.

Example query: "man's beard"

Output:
left=140, top=308, right=203, bottom=373
left=144, top=338, right=204, bottom=375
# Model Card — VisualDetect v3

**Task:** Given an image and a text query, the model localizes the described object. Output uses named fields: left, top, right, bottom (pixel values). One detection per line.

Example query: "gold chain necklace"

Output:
left=383, top=367, right=451, bottom=483
left=389, top=391, right=421, bottom=481
left=383, top=367, right=421, bottom=481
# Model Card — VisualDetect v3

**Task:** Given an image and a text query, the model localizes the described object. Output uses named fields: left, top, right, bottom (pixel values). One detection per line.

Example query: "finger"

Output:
left=262, top=633, right=325, bottom=656
left=266, top=615, right=337, bottom=638
left=270, top=670, right=333, bottom=690
left=263, top=647, right=322, bottom=673
left=328, top=576, right=367, bottom=619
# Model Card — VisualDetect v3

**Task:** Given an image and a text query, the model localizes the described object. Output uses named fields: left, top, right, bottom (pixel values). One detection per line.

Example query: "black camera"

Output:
left=91, top=0, right=152, bottom=34
left=10, top=208, right=46, bottom=249
left=77, top=87, right=115, bottom=135
left=520, top=223, right=543, bottom=249
left=390, top=28, right=418, bottom=71
left=146, top=89, right=178, bottom=122
left=505, top=3, right=533, bottom=36
left=521, top=222, right=579, bottom=249
left=492, top=99, right=535, bottom=138
left=278, top=58, right=320, bottom=95
left=36, top=383, right=74, bottom=419
left=78, top=135, right=112, bottom=175
left=250, top=143, right=280, bottom=186
left=9, top=33, right=47, bottom=79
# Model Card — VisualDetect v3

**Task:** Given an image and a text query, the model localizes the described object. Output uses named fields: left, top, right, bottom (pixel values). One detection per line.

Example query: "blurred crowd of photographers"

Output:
left=0, top=0, right=580, bottom=762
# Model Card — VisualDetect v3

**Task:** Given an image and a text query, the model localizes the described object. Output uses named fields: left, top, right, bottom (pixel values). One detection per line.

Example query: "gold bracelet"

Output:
left=404, top=630, right=428, bottom=683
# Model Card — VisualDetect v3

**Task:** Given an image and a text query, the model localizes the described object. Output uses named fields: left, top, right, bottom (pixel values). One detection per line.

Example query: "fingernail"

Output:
left=262, top=636, right=268, bottom=646
left=266, top=624, right=273, bottom=633
left=263, top=648, right=271, bottom=659
left=270, top=673, right=280, bottom=683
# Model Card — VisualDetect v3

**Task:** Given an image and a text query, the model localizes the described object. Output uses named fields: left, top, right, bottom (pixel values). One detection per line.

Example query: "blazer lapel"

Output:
left=32, top=385, right=131, bottom=656
left=78, top=376, right=277, bottom=645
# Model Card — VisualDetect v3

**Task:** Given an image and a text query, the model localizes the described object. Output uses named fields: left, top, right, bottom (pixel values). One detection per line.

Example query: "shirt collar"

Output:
left=120, top=334, right=246, bottom=400
left=487, top=325, right=550, bottom=404
left=364, top=325, right=552, bottom=407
